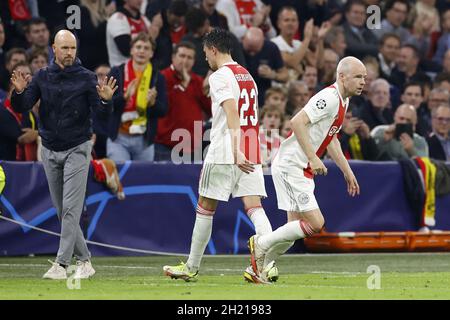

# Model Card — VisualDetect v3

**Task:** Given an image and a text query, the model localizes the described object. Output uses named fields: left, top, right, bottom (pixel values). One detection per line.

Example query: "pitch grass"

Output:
left=0, top=253, right=450, bottom=300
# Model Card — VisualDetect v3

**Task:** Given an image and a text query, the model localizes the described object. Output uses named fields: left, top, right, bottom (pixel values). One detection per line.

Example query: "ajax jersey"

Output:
left=204, top=62, right=261, bottom=164
left=274, top=82, right=349, bottom=173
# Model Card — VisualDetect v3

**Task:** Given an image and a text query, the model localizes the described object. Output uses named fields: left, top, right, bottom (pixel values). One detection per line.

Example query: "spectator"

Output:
left=182, top=8, right=245, bottom=77
left=108, top=32, right=168, bottom=161
left=401, top=81, right=424, bottom=111
left=271, top=7, right=312, bottom=82
left=372, top=0, right=410, bottom=43
left=181, top=7, right=213, bottom=77
left=319, top=48, right=339, bottom=87
left=416, top=87, right=450, bottom=138
left=360, top=78, right=394, bottom=130
left=259, top=103, right=283, bottom=168
left=324, top=26, right=347, bottom=58
left=25, top=18, right=53, bottom=63
left=200, top=0, right=229, bottom=30
left=338, top=105, right=380, bottom=160
left=216, top=0, right=276, bottom=40
left=3, top=48, right=27, bottom=91
left=301, top=65, right=319, bottom=96
left=151, top=0, right=189, bottom=70
left=285, top=80, right=310, bottom=116
left=263, top=87, right=287, bottom=114
left=434, top=72, right=450, bottom=92
left=433, top=9, right=450, bottom=65
left=377, top=33, right=401, bottom=80
left=95, top=64, right=112, bottom=82
left=77, top=0, right=111, bottom=71
left=93, top=64, right=113, bottom=158
left=0, top=62, right=39, bottom=161
left=106, top=0, right=152, bottom=67
left=371, top=104, right=429, bottom=160
left=154, top=41, right=211, bottom=162
left=305, top=20, right=332, bottom=69
left=442, top=49, right=450, bottom=74
left=342, top=0, right=379, bottom=59
left=407, top=8, right=435, bottom=59
left=242, top=27, right=288, bottom=106
left=280, top=115, right=292, bottom=139
left=0, top=21, right=7, bottom=91
left=390, top=44, right=431, bottom=90
left=427, top=105, right=450, bottom=161
left=28, top=48, right=48, bottom=75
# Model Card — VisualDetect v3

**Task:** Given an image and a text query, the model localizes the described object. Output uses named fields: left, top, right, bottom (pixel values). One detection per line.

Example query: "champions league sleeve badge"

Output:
left=316, top=99, right=326, bottom=110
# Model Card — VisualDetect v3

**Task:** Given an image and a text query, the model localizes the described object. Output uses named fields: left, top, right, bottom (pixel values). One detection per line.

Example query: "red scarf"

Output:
left=4, top=99, right=37, bottom=161
left=8, top=0, right=31, bottom=21
left=123, top=59, right=138, bottom=113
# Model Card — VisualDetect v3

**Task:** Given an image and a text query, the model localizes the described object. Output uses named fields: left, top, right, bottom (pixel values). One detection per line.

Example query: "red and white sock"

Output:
left=186, top=204, right=215, bottom=271
left=258, top=220, right=315, bottom=251
left=246, top=206, right=272, bottom=235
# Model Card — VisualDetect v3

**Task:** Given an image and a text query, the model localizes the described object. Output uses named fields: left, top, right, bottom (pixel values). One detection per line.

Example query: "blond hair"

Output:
left=80, top=0, right=109, bottom=27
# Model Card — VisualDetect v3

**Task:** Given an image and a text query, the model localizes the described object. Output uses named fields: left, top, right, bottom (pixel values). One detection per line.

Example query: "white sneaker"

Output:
left=43, top=260, right=67, bottom=280
left=73, top=260, right=95, bottom=279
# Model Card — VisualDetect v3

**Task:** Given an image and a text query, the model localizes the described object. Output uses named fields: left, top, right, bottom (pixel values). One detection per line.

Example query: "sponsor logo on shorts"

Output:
left=298, top=192, right=310, bottom=205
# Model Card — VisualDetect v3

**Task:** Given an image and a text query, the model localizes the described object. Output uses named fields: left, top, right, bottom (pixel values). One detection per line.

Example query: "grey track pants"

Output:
left=41, top=140, right=92, bottom=266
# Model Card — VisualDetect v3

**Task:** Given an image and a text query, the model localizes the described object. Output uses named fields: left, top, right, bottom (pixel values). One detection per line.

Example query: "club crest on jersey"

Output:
left=298, top=192, right=310, bottom=205
left=328, top=126, right=339, bottom=136
left=316, top=99, right=326, bottom=109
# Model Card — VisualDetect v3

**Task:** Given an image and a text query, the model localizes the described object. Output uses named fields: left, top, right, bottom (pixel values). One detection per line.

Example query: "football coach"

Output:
left=10, top=29, right=117, bottom=280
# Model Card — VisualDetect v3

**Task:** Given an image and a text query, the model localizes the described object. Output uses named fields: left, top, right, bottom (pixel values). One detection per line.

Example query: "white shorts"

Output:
left=271, top=164, right=319, bottom=213
left=198, top=163, right=267, bottom=201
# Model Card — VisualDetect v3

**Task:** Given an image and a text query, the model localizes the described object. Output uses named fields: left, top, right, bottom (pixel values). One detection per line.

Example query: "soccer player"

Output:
left=245, top=56, right=367, bottom=283
left=163, top=28, right=273, bottom=282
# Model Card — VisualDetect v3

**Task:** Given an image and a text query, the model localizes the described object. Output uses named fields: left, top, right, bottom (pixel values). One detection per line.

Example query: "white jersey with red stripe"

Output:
left=204, top=61, right=261, bottom=164
left=274, top=82, right=349, bottom=171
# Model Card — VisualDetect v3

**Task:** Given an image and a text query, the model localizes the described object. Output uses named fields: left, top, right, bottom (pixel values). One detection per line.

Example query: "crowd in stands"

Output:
left=1, top=0, right=449, bottom=167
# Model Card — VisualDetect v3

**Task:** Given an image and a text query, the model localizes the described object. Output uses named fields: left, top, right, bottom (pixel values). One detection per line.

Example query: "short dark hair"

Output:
left=402, top=44, right=419, bottom=59
left=277, top=6, right=297, bottom=21
left=379, top=32, right=401, bottom=47
left=185, top=7, right=208, bottom=33
left=168, top=0, right=188, bottom=17
left=344, top=0, right=366, bottom=13
left=11, top=61, right=32, bottom=73
left=202, top=28, right=234, bottom=54
left=6, top=48, right=27, bottom=64
left=385, top=0, right=409, bottom=13
left=130, top=32, right=156, bottom=51
left=28, top=48, right=49, bottom=64
left=403, top=81, right=423, bottom=96
left=26, top=17, right=48, bottom=32
left=173, top=41, right=196, bottom=55
left=435, top=72, right=450, bottom=85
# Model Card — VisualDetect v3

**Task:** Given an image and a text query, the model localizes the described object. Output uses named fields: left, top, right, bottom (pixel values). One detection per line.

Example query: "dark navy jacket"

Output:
left=107, top=63, right=168, bottom=144
left=11, top=58, right=111, bottom=151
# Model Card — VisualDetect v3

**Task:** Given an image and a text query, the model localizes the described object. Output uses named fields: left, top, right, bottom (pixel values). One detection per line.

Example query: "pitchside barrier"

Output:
left=0, top=160, right=449, bottom=256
